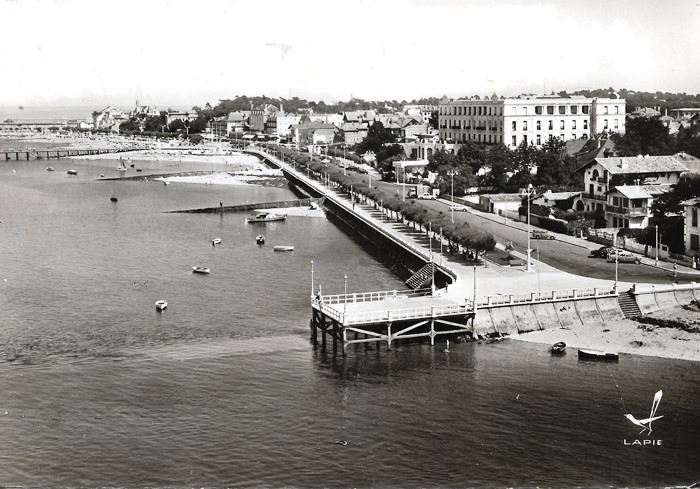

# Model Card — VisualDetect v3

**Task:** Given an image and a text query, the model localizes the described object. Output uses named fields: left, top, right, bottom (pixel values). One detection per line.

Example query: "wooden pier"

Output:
left=310, top=288, right=476, bottom=355
left=2, top=147, right=148, bottom=161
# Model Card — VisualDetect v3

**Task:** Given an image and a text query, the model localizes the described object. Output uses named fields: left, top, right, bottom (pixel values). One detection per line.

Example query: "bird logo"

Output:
left=624, top=390, right=663, bottom=435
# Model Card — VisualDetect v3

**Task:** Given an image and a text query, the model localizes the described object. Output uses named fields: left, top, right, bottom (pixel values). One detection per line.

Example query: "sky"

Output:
left=1, top=0, right=699, bottom=111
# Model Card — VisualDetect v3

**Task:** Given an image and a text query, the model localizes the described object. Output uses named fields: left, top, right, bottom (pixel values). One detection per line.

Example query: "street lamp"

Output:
left=447, top=170, right=456, bottom=203
left=526, top=184, right=533, bottom=272
left=655, top=224, right=659, bottom=266
left=311, top=260, right=314, bottom=300
left=344, top=274, right=348, bottom=320
left=614, top=251, right=619, bottom=292
left=380, top=199, right=384, bottom=226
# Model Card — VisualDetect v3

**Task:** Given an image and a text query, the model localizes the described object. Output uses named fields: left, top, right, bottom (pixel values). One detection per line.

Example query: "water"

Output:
left=1, top=139, right=700, bottom=488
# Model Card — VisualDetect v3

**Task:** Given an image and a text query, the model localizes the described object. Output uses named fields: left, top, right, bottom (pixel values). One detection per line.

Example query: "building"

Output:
left=402, top=104, right=437, bottom=125
left=93, top=106, right=127, bottom=133
left=682, top=197, right=700, bottom=261
left=289, top=120, right=337, bottom=148
left=438, top=94, right=626, bottom=148
left=574, top=155, right=688, bottom=228
left=341, top=122, right=368, bottom=145
left=605, top=184, right=673, bottom=228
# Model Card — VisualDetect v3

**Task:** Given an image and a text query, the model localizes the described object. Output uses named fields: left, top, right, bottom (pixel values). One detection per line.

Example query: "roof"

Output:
left=291, top=122, right=336, bottom=130
left=538, top=190, right=581, bottom=201
left=572, top=139, right=616, bottom=169
left=482, top=193, right=523, bottom=203
left=608, top=184, right=674, bottom=199
left=673, top=152, right=700, bottom=173
left=591, top=155, right=688, bottom=175
left=681, top=197, right=700, bottom=206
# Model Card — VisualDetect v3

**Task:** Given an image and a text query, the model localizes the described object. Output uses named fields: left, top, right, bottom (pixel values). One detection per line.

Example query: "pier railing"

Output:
left=313, top=299, right=473, bottom=326
left=474, top=286, right=616, bottom=307
left=319, top=288, right=433, bottom=305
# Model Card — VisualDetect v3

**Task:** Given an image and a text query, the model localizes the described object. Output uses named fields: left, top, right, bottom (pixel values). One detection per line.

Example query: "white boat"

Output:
left=273, top=245, right=294, bottom=252
left=578, top=348, right=619, bottom=360
left=245, top=212, right=287, bottom=224
left=192, top=266, right=211, bottom=274
left=67, top=169, right=78, bottom=175
left=212, top=238, right=222, bottom=245
left=155, top=300, right=168, bottom=311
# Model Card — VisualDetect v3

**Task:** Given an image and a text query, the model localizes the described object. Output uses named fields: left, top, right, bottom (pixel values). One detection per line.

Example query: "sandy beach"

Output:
left=513, top=303, right=700, bottom=361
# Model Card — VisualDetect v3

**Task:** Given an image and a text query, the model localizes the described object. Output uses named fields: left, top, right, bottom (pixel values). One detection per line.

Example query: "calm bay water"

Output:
left=1, top=139, right=700, bottom=488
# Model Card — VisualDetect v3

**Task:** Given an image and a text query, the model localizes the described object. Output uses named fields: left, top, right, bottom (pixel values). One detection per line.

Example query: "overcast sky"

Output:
left=1, top=0, right=699, bottom=110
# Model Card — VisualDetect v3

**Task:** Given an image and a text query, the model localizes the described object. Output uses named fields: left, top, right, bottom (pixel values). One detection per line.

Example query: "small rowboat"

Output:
left=578, top=348, right=619, bottom=361
left=155, top=300, right=168, bottom=311
left=192, top=266, right=211, bottom=274
left=550, top=341, right=566, bottom=354
left=67, top=169, right=78, bottom=175
left=256, top=235, right=265, bottom=244
left=212, top=238, right=222, bottom=245
left=273, top=245, right=294, bottom=252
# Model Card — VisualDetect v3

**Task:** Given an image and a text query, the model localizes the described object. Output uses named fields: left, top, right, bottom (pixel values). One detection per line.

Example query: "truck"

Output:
left=408, top=184, right=431, bottom=199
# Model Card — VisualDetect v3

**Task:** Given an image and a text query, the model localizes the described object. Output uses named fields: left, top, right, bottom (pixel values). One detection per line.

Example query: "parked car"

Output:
left=531, top=229, right=555, bottom=240
left=448, top=203, right=469, bottom=212
left=590, top=246, right=617, bottom=259
left=418, top=192, right=436, bottom=200
left=607, top=250, right=641, bottom=263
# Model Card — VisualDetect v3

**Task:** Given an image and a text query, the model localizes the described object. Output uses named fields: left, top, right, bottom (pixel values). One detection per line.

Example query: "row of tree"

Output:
left=266, top=144, right=496, bottom=260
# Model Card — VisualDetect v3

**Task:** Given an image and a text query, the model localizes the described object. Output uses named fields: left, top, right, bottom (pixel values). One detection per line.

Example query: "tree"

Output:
left=610, top=117, right=675, bottom=156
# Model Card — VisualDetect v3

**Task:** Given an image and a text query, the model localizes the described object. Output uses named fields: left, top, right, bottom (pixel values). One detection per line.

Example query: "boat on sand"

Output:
left=578, top=348, right=619, bottom=361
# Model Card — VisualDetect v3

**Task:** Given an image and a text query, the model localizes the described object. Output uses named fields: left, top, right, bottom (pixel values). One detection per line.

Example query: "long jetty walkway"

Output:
left=3, top=147, right=149, bottom=161
left=246, top=148, right=626, bottom=355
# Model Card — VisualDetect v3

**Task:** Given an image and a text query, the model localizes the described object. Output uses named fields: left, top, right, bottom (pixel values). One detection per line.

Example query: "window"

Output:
left=535, top=106, right=543, bottom=115
left=523, top=135, right=528, bottom=145
left=536, top=134, right=541, bottom=145
left=613, top=196, right=619, bottom=206
left=548, top=120, right=553, bottom=130
left=522, top=107, right=527, bottom=115
left=615, top=106, right=619, bottom=114
left=512, top=121, right=517, bottom=131
left=571, top=106, right=578, bottom=114
left=488, top=106, right=492, bottom=115
left=547, top=106, right=554, bottom=115
left=572, top=120, right=577, bottom=130
left=693, top=208, right=698, bottom=227
left=604, top=106, right=609, bottom=114
left=512, top=135, right=517, bottom=146
left=584, top=120, right=588, bottom=130
left=560, top=134, right=565, bottom=140
left=523, top=121, right=528, bottom=130
left=559, top=106, right=566, bottom=115
left=582, top=106, right=590, bottom=114
left=604, top=119, right=609, bottom=129
left=560, top=120, right=565, bottom=130
left=691, top=234, right=700, bottom=251
left=537, top=120, right=541, bottom=130
left=614, top=119, right=619, bottom=129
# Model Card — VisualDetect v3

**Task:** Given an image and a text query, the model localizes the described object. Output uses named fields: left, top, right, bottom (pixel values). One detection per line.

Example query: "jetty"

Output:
left=2, top=147, right=149, bottom=161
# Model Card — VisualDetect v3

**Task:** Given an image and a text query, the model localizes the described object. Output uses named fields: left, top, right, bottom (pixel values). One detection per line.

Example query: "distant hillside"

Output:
left=558, top=88, right=700, bottom=111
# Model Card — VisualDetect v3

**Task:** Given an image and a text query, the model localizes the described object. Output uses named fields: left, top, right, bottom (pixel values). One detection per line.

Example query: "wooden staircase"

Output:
left=617, top=290, right=642, bottom=318
left=406, top=262, right=436, bottom=289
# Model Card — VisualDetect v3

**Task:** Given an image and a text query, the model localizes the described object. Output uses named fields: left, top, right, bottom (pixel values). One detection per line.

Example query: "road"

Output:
left=367, top=177, right=693, bottom=286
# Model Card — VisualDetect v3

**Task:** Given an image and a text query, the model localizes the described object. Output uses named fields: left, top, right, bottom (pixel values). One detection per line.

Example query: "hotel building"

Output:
left=438, top=95, right=626, bottom=148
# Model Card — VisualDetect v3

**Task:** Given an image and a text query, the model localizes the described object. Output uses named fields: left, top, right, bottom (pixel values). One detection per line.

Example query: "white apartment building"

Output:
left=438, top=95, right=626, bottom=148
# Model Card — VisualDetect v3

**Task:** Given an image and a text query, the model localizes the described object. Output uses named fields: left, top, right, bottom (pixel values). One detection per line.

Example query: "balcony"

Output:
left=475, top=126, right=487, bottom=131
left=605, top=205, right=648, bottom=217
left=450, top=125, right=461, bottom=129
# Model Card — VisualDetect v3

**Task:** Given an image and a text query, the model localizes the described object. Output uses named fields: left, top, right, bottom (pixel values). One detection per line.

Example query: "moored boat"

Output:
left=256, top=235, right=265, bottom=244
left=192, top=266, right=211, bottom=274
left=110, top=195, right=118, bottom=202
left=578, top=348, right=619, bottom=360
left=245, top=212, right=287, bottom=224
left=155, top=300, right=168, bottom=311
left=550, top=341, right=566, bottom=354
left=273, top=245, right=294, bottom=252
left=46, top=167, right=54, bottom=172
left=67, top=169, right=78, bottom=175
left=212, top=238, right=222, bottom=245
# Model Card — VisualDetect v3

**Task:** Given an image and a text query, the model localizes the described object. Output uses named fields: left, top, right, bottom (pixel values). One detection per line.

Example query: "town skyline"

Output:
left=1, top=0, right=699, bottom=110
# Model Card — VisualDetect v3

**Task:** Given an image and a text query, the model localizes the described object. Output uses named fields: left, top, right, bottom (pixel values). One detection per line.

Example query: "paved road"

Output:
left=368, top=178, right=697, bottom=286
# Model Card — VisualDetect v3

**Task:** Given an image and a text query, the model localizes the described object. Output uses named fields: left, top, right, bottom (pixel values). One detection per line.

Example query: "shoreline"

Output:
left=511, top=306, right=700, bottom=362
